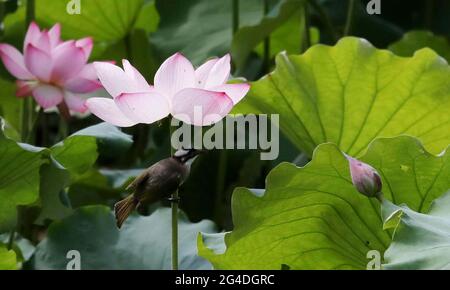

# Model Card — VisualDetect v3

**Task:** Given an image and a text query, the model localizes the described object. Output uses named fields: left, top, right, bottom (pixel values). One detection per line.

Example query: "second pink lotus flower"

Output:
left=86, top=53, right=250, bottom=127
left=0, top=22, right=105, bottom=114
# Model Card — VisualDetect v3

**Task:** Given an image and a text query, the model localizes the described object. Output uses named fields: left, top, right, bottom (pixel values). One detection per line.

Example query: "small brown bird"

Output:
left=114, top=148, right=202, bottom=228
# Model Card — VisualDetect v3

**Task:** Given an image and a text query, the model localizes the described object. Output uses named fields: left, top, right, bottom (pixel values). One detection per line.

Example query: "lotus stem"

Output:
left=425, top=0, right=434, bottom=29
left=171, top=190, right=179, bottom=270
left=263, top=0, right=271, bottom=72
left=14, top=0, right=37, bottom=254
left=214, top=149, right=228, bottom=224
left=232, top=0, right=239, bottom=35
left=303, top=2, right=311, bottom=52
left=0, top=2, right=5, bottom=35
left=375, top=192, right=384, bottom=204
left=344, top=0, right=356, bottom=36
left=21, top=0, right=36, bottom=142
left=169, top=119, right=179, bottom=270
left=307, top=0, right=338, bottom=42
left=26, top=0, right=35, bottom=26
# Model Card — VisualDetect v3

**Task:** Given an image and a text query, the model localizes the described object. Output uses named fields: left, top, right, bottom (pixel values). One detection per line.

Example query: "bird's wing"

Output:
left=125, top=170, right=150, bottom=192
left=125, top=162, right=167, bottom=192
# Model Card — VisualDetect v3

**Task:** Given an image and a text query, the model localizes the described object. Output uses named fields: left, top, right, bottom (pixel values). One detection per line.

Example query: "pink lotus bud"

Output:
left=347, top=157, right=382, bottom=198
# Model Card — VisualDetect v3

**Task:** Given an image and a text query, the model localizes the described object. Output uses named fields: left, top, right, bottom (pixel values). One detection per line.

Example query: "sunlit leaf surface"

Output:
left=199, top=137, right=449, bottom=269
left=235, top=37, right=450, bottom=157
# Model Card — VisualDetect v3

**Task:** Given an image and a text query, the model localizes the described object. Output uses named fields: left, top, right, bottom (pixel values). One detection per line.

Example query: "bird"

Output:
left=114, top=148, right=202, bottom=228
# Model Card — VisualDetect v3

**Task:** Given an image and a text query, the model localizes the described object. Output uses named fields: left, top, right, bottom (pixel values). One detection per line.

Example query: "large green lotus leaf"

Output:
left=389, top=31, right=450, bottom=62
left=382, top=192, right=450, bottom=269
left=231, top=0, right=304, bottom=68
left=31, top=206, right=217, bottom=270
left=0, top=124, right=48, bottom=233
left=200, top=145, right=390, bottom=269
left=234, top=37, right=450, bottom=157
left=152, top=0, right=264, bottom=65
left=198, top=136, right=449, bottom=269
left=0, top=243, right=17, bottom=270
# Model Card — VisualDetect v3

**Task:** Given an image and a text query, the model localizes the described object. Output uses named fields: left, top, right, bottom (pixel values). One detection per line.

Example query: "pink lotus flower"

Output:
left=347, top=156, right=382, bottom=198
left=85, top=53, right=250, bottom=127
left=0, top=22, right=104, bottom=114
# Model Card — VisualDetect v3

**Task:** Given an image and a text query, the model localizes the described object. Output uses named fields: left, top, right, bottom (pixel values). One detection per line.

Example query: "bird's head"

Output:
left=172, top=148, right=204, bottom=164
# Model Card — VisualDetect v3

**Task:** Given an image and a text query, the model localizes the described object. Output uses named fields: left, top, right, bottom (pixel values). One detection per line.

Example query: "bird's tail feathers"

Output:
left=114, top=195, right=138, bottom=229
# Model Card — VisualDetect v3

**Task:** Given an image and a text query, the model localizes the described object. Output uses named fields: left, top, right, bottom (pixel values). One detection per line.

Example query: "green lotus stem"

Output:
left=20, top=100, right=30, bottom=141
left=263, top=0, right=270, bottom=72
left=14, top=0, right=37, bottom=254
left=58, top=118, right=69, bottom=139
left=41, top=112, right=48, bottom=146
left=344, top=0, right=356, bottom=36
left=214, top=149, right=227, bottom=223
left=26, top=0, right=35, bottom=25
left=232, top=0, right=239, bottom=35
left=302, top=3, right=311, bottom=52
left=425, top=0, right=434, bottom=29
left=307, top=0, right=338, bottom=42
left=26, top=108, right=43, bottom=144
left=169, top=120, right=178, bottom=270
left=21, top=0, right=36, bottom=142
left=0, top=2, right=5, bottom=33
left=375, top=192, right=384, bottom=204
left=171, top=189, right=179, bottom=270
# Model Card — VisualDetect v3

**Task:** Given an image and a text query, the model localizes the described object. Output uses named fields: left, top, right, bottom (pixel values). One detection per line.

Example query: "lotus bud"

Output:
left=347, top=156, right=382, bottom=198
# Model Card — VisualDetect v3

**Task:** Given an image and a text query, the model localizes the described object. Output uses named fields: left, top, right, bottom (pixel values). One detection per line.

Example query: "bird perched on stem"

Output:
left=114, top=148, right=202, bottom=228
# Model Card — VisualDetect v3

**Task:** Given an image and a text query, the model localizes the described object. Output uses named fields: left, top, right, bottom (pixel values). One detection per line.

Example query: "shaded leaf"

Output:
left=382, top=191, right=450, bottom=270
left=389, top=30, right=450, bottom=62
left=0, top=123, right=47, bottom=233
left=32, top=206, right=217, bottom=270
left=232, top=0, right=304, bottom=68
left=152, top=0, right=264, bottom=65
left=0, top=79, right=21, bottom=135
left=37, top=124, right=129, bottom=222
left=35, top=160, right=72, bottom=223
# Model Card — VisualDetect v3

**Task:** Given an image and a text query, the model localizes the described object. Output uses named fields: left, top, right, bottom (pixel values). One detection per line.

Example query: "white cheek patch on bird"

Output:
left=170, top=114, right=280, bottom=161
